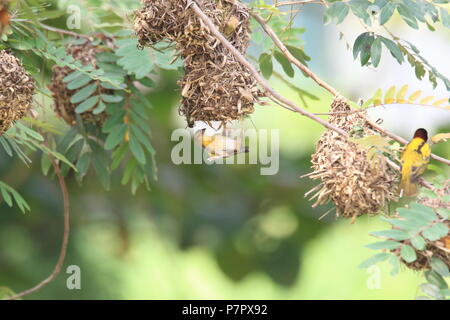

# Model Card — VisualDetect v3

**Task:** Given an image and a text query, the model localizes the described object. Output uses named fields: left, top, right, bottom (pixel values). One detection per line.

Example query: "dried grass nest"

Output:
left=49, top=39, right=113, bottom=126
left=134, top=0, right=262, bottom=127
left=0, top=50, right=35, bottom=135
left=306, top=97, right=398, bottom=220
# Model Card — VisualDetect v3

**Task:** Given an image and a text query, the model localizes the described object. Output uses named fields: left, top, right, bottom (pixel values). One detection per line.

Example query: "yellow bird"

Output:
left=194, top=128, right=248, bottom=161
left=399, top=128, right=431, bottom=197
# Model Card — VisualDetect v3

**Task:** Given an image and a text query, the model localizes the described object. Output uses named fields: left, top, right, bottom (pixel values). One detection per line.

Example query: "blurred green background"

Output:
left=0, top=0, right=449, bottom=299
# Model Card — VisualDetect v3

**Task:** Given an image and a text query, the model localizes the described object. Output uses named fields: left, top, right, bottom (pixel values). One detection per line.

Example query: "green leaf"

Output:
left=67, top=74, right=92, bottom=90
left=422, top=223, right=449, bottom=241
left=358, top=253, right=391, bottom=269
left=379, top=2, right=397, bottom=25
left=129, top=135, right=146, bottom=165
left=101, top=94, right=124, bottom=103
left=353, top=32, right=370, bottom=60
left=0, top=185, right=13, bottom=207
left=130, top=124, right=154, bottom=154
left=411, top=235, right=426, bottom=251
left=76, top=152, right=91, bottom=177
left=440, top=8, right=450, bottom=28
left=93, top=101, right=107, bottom=115
left=70, top=83, right=98, bottom=104
left=430, top=258, right=450, bottom=277
left=397, top=206, right=437, bottom=224
left=88, top=140, right=111, bottom=190
left=75, top=96, right=100, bottom=113
left=371, top=229, right=410, bottom=241
left=274, top=50, right=295, bottom=78
left=380, top=37, right=404, bottom=64
left=397, top=4, right=419, bottom=29
left=366, top=240, right=401, bottom=250
left=400, top=245, right=417, bottom=263
left=354, top=32, right=374, bottom=65
left=0, top=182, right=30, bottom=213
left=370, top=37, right=382, bottom=67
left=389, top=255, right=401, bottom=276
left=63, top=70, right=83, bottom=83
left=324, top=2, right=350, bottom=24
left=115, top=39, right=154, bottom=79
left=420, top=283, right=444, bottom=299
left=425, top=270, right=449, bottom=290
left=382, top=216, right=423, bottom=232
left=286, top=45, right=311, bottom=66
left=14, top=123, right=44, bottom=142
left=259, top=53, right=273, bottom=79
left=41, top=154, right=52, bottom=176
left=105, top=124, right=127, bottom=150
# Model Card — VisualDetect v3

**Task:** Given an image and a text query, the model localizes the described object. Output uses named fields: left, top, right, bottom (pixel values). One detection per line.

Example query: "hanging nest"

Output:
left=0, top=50, right=35, bottom=135
left=134, top=0, right=262, bottom=127
left=306, top=97, right=398, bottom=220
left=49, top=39, right=113, bottom=126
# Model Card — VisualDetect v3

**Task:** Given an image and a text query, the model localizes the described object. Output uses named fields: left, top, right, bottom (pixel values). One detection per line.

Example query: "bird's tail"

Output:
left=399, top=175, right=418, bottom=197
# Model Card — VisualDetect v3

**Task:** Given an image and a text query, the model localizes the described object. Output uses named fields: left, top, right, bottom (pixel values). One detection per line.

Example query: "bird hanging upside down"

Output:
left=194, top=128, right=248, bottom=161
left=399, top=128, right=431, bottom=197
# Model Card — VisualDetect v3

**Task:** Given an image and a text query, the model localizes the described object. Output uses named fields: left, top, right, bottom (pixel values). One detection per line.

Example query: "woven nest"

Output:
left=306, top=97, right=398, bottom=220
left=134, top=0, right=261, bottom=127
left=48, top=39, right=113, bottom=126
left=0, top=50, right=35, bottom=135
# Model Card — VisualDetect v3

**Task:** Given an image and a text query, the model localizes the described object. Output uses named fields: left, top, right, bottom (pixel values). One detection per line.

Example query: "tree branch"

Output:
left=275, top=0, right=323, bottom=7
left=39, top=23, right=92, bottom=39
left=5, top=159, right=70, bottom=300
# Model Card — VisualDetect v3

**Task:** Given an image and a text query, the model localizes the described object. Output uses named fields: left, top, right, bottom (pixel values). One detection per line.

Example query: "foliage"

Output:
left=324, top=0, right=450, bottom=90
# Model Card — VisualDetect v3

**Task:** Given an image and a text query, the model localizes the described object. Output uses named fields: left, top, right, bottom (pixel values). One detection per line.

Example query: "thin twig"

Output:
left=275, top=1, right=323, bottom=7
left=251, top=12, right=340, bottom=97
left=39, top=23, right=92, bottom=39
left=5, top=159, right=70, bottom=300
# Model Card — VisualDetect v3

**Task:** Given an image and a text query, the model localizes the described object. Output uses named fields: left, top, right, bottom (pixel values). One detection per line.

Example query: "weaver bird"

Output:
left=399, top=128, right=431, bottom=197
left=194, top=128, right=248, bottom=161
left=0, top=0, right=10, bottom=36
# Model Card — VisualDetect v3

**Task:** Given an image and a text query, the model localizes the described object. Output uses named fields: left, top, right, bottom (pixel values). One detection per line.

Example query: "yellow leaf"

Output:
left=432, top=98, right=449, bottom=106
left=384, top=86, right=396, bottom=104
left=396, top=84, right=408, bottom=101
left=420, top=96, right=434, bottom=104
left=349, top=135, right=391, bottom=151
left=372, top=88, right=382, bottom=100
left=362, top=98, right=374, bottom=108
left=372, top=88, right=383, bottom=106
left=431, top=133, right=450, bottom=144
left=445, top=106, right=450, bottom=110
left=408, top=90, right=422, bottom=103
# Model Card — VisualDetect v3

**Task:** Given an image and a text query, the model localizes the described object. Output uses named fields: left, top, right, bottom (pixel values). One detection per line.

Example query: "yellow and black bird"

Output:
left=399, top=128, right=431, bottom=197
